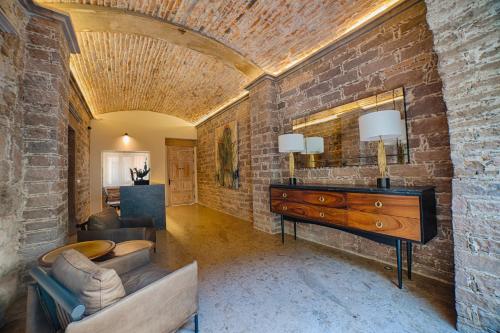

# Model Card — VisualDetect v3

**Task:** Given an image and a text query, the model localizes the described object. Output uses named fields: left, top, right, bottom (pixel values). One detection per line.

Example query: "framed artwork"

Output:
left=215, top=121, right=239, bottom=189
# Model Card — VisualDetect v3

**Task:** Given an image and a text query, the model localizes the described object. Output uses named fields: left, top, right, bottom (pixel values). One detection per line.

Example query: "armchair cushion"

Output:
left=97, top=248, right=151, bottom=276
left=120, top=264, right=170, bottom=294
left=51, top=249, right=125, bottom=315
left=87, top=208, right=120, bottom=230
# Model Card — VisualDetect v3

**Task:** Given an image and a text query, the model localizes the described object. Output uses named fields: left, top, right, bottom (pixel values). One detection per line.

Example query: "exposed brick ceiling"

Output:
left=71, top=32, right=247, bottom=122
left=37, top=0, right=402, bottom=123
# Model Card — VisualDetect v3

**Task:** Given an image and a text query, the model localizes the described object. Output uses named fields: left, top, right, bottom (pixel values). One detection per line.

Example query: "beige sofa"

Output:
left=26, top=249, right=198, bottom=333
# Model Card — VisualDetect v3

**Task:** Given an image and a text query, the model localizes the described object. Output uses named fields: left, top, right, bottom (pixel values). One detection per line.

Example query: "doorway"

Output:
left=67, top=126, right=76, bottom=235
left=166, top=139, right=196, bottom=206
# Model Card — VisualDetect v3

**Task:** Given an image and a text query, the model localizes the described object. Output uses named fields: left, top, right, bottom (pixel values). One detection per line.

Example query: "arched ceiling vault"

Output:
left=41, top=3, right=262, bottom=78
left=71, top=32, right=249, bottom=122
left=35, top=0, right=404, bottom=124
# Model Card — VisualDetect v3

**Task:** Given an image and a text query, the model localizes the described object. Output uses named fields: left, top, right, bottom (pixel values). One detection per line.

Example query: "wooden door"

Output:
left=167, top=146, right=195, bottom=206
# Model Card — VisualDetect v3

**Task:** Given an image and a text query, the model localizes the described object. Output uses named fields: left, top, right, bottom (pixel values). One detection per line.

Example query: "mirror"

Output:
left=292, top=87, right=409, bottom=168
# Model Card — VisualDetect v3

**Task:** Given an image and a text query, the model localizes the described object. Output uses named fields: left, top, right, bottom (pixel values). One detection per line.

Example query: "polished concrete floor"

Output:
left=2, top=204, right=456, bottom=333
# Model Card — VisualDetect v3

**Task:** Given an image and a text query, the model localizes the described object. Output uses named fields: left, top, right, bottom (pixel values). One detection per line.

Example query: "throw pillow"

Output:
left=51, top=249, right=125, bottom=315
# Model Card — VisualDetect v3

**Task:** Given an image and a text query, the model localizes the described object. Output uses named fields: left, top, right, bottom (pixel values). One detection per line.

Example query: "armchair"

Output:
left=27, top=249, right=199, bottom=333
left=77, top=208, right=156, bottom=245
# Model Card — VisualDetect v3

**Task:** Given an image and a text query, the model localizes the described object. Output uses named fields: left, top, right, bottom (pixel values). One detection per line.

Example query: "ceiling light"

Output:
left=122, top=133, right=130, bottom=144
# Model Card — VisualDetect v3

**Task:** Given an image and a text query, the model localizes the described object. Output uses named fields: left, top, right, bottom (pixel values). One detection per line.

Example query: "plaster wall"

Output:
left=89, top=111, right=196, bottom=213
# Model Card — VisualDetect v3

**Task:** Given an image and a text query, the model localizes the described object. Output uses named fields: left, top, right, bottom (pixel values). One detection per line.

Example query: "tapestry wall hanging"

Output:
left=215, top=121, right=239, bottom=189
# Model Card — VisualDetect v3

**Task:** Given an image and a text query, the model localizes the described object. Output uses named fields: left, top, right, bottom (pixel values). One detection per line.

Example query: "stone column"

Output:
left=425, top=0, right=499, bottom=332
left=0, top=0, right=28, bottom=321
left=19, top=15, right=70, bottom=269
left=247, top=75, right=283, bottom=233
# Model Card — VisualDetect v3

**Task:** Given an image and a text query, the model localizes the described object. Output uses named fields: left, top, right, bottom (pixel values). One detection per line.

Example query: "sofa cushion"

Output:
left=88, top=208, right=121, bottom=230
left=51, top=249, right=126, bottom=315
left=119, top=263, right=170, bottom=295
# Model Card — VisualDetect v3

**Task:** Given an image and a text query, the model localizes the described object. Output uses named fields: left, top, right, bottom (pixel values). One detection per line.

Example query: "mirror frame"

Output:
left=292, top=87, right=410, bottom=169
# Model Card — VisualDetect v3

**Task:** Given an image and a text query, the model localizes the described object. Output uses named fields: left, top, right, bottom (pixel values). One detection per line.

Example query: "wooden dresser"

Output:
left=270, top=183, right=437, bottom=288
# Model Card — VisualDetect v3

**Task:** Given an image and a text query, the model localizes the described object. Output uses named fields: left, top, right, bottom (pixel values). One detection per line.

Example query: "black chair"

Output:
left=78, top=208, right=156, bottom=245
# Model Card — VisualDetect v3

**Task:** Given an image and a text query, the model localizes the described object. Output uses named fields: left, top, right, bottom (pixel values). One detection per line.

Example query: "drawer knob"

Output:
left=374, top=200, right=383, bottom=208
left=375, top=221, right=383, bottom=229
left=319, top=196, right=325, bottom=202
left=282, top=193, right=287, bottom=198
left=282, top=205, right=287, bottom=211
left=319, top=212, right=325, bottom=218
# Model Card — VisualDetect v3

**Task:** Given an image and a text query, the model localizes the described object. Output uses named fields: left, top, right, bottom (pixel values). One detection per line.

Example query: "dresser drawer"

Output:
left=347, top=210, right=421, bottom=241
left=271, top=200, right=347, bottom=226
left=271, top=188, right=347, bottom=208
left=347, top=193, right=420, bottom=219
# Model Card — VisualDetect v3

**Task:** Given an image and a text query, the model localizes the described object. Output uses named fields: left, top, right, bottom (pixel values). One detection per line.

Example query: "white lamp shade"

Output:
left=302, top=137, right=324, bottom=154
left=278, top=134, right=305, bottom=153
left=400, top=119, right=407, bottom=138
left=358, top=110, right=402, bottom=142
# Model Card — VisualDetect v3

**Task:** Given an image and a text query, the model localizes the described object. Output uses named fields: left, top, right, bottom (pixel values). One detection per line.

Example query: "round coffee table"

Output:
left=38, top=240, right=115, bottom=267
left=110, top=240, right=155, bottom=257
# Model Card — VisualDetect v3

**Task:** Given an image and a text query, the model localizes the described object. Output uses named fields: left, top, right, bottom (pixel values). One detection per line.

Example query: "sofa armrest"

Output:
left=119, top=217, right=154, bottom=228
left=77, top=228, right=155, bottom=244
left=29, top=267, right=85, bottom=321
left=97, top=248, right=151, bottom=276
left=26, top=284, right=54, bottom=333
left=65, top=261, right=198, bottom=333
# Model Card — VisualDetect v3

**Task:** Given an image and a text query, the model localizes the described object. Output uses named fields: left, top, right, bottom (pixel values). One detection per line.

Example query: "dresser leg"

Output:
left=396, top=239, right=402, bottom=289
left=294, top=222, right=297, bottom=240
left=281, top=215, right=284, bottom=244
left=407, top=241, right=412, bottom=280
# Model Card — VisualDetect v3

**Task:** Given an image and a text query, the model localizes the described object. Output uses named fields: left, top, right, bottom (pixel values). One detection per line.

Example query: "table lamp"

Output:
left=358, top=110, right=402, bottom=188
left=278, top=133, right=305, bottom=185
left=301, top=137, right=324, bottom=168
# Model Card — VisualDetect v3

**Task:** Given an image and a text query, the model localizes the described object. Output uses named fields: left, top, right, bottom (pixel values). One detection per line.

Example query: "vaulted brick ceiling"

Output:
left=72, top=32, right=247, bottom=121
left=37, top=0, right=402, bottom=123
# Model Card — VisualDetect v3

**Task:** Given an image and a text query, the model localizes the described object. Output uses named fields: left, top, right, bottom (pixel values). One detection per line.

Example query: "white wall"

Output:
left=90, top=111, right=197, bottom=213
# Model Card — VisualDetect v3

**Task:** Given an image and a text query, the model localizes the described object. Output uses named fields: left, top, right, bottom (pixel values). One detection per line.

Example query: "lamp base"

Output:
left=288, top=177, right=297, bottom=185
left=377, top=177, right=390, bottom=188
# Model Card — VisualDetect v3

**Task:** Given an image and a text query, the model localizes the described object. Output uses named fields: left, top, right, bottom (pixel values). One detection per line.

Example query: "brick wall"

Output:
left=425, top=0, right=499, bottom=331
left=193, top=0, right=459, bottom=286
left=249, top=77, right=283, bottom=233
left=246, top=2, right=454, bottom=283
left=69, top=83, right=91, bottom=226
left=0, top=0, right=28, bottom=323
left=19, top=15, right=71, bottom=268
left=196, top=98, right=253, bottom=222
left=0, top=3, right=72, bottom=322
